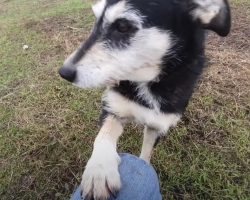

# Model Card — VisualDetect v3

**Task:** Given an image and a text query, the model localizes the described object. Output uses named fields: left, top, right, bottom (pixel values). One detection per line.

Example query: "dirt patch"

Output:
left=201, top=4, right=250, bottom=105
left=0, top=1, right=9, bottom=17
left=24, top=8, right=93, bottom=54
left=207, top=4, right=250, bottom=52
left=182, top=4, right=250, bottom=146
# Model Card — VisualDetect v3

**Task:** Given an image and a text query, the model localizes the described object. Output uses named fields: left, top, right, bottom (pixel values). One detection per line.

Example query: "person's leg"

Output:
left=71, top=153, right=162, bottom=200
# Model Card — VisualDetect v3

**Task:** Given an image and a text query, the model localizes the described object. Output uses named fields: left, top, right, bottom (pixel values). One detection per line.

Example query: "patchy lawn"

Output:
left=0, top=0, right=249, bottom=199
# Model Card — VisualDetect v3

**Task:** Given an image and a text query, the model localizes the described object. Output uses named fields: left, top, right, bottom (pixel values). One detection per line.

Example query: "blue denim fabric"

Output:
left=71, top=153, right=162, bottom=200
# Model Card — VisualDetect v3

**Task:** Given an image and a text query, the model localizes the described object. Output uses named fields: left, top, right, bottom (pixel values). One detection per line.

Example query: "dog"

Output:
left=59, top=0, right=231, bottom=199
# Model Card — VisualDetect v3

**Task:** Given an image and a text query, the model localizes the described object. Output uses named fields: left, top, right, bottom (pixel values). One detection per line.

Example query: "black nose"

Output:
left=59, top=67, right=76, bottom=82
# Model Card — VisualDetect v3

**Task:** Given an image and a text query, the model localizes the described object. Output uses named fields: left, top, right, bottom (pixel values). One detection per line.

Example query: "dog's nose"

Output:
left=59, top=67, right=76, bottom=82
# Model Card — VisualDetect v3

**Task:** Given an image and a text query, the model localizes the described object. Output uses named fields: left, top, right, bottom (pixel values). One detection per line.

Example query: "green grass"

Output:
left=0, top=0, right=249, bottom=199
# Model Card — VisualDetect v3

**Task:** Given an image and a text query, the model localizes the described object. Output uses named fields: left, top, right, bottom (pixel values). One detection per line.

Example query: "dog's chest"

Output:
left=136, top=83, right=161, bottom=112
left=103, top=89, right=180, bottom=132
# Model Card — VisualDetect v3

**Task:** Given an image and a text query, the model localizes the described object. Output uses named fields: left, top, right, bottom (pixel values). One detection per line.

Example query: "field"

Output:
left=0, top=0, right=249, bottom=199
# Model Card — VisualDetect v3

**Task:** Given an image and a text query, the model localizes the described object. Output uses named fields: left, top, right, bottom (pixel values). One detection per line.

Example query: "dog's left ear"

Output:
left=191, top=0, right=231, bottom=36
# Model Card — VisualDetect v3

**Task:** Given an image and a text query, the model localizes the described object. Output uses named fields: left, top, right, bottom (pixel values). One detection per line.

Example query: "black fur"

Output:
left=72, top=2, right=139, bottom=64
left=58, top=1, right=231, bottom=198
left=104, top=18, right=139, bottom=49
left=72, top=16, right=104, bottom=64
left=111, top=0, right=209, bottom=114
left=63, top=0, right=231, bottom=117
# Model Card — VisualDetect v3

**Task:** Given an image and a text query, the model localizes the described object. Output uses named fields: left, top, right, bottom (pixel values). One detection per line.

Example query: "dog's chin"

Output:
left=73, top=79, right=120, bottom=89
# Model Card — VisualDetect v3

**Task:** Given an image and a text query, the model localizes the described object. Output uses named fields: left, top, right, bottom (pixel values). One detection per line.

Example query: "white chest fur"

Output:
left=103, top=89, right=180, bottom=133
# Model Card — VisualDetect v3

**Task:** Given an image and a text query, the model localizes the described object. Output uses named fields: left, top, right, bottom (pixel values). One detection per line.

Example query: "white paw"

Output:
left=81, top=140, right=121, bottom=200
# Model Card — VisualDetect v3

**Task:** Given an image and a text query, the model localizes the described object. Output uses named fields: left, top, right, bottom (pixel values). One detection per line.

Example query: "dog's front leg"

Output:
left=140, top=127, right=161, bottom=163
left=81, top=115, right=123, bottom=200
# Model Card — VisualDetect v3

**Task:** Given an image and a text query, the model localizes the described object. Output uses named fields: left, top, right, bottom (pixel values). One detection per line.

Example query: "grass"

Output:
left=0, top=0, right=249, bottom=199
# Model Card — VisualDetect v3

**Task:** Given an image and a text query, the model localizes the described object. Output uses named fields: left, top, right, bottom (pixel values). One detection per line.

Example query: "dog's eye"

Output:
left=116, top=19, right=131, bottom=33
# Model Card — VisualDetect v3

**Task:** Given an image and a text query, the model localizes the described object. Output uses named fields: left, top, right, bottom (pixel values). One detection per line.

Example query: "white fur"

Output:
left=105, top=1, right=127, bottom=22
left=92, top=0, right=106, bottom=19
left=136, top=83, right=161, bottom=112
left=81, top=116, right=123, bottom=199
left=65, top=0, right=172, bottom=88
left=192, top=0, right=225, bottom=24
left=104, top=1, right=143, bottom=26
left=103, top=90, right=180, bottom=133
left=81, top=139, right=121, bottom=199
left=140, top=127, right=160, bottom=163
left=126, top=66, right=161, bottom=82
left=74, top=28, right=172, bottom=88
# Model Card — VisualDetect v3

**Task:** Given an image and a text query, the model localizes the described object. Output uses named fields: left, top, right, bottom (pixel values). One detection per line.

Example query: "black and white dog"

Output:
left=59, top=0, right=231, bottom=199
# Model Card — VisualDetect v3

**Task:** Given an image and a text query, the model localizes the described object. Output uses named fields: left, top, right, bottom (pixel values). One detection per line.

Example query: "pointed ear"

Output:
left=191, top=0, right=231, bottom=36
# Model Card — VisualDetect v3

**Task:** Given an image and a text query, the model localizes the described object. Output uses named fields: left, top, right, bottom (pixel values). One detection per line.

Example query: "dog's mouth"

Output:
left=105, top=79, right=120, bottom=87
left=59, top=67, right=121, bottom=89
left=73, top=79, right=120, bottom=89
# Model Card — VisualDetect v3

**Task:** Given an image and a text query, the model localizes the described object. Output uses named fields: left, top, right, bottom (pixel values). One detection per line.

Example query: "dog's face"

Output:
left=59, top=0, right=230, bottom=88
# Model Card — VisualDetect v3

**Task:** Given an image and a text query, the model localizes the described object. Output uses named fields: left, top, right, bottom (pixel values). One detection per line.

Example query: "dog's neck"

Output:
left=112, top=35, right=207, bottom=115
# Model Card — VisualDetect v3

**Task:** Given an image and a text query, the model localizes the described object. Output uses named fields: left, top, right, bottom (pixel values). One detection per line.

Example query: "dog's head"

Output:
left=59, top=0, right=231, bottom=88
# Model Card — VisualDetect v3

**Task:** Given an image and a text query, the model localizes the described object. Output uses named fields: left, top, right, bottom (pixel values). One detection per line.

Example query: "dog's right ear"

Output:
left=190, top=0, right=231, bottom=36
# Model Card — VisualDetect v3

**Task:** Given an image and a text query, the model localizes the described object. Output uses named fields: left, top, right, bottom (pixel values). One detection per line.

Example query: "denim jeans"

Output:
left=71, top=153, right=162, bottom=200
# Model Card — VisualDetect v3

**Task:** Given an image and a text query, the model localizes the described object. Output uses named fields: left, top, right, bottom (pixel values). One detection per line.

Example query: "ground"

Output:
left=0, top=0, right=249, bottom=199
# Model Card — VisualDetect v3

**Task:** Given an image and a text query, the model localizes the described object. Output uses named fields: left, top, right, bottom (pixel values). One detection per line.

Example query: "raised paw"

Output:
left=81, top=151, right=121, bottom=200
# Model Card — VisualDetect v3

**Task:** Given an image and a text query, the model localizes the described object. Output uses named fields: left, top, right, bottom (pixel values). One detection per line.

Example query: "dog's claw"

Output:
left=110, top=189, right=119, bottom=199
left=106, top=180, right=119, bottom=199
left=81, top=178, right=121, bottom=200
left=82, top=189, right=94, bottom=200
left=84, top=193, right=95, bottom=200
